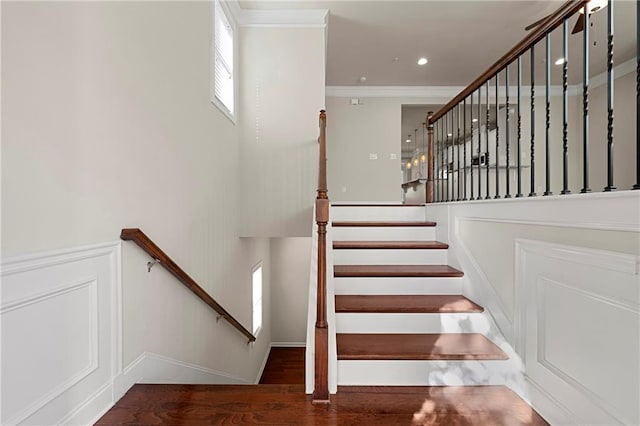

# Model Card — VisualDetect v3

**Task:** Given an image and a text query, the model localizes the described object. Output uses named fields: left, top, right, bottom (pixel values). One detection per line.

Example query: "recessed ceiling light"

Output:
left=359, top=76, right=367, bottom=83
left=554, top=57, right=565, bottom=65
left=417, top=57, right=428, bottom=66
left=472, top=118, right=478, bottom=123
left=447, top=133, right=453, bottom=137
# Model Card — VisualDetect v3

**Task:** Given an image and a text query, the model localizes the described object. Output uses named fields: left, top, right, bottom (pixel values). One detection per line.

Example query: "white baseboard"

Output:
left=115, top=352, right=249, bottom=391
left=271, top=342, right=306, bottom=347
left=255, top=344, right=273, bottom=384
left=521, top=376, right=576, bottom=426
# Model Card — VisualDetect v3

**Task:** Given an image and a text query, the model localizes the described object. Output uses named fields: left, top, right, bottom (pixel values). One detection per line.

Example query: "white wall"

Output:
left=427, top=191, right=640, bottom=425
left=325, top=94, right=453, bottom=202
left=2, top=2, right=275, bottom=422
left=239, top=27, right=325, bottom=237
left=270, top=238, right=311, bottom=344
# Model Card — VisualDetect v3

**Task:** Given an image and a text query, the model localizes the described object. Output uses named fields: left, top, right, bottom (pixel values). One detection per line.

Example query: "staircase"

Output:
left=330, top=203, right=513, bottom=387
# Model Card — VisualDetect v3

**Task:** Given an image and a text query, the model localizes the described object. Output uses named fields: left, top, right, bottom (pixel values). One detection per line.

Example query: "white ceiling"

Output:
left=239, top=1, right=637, bottom=86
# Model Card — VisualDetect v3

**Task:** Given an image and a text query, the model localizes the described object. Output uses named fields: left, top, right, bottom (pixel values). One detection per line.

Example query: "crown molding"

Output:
left=325, top=86, right=467, bottom=98
left=225, top=0, right=328, bottom=28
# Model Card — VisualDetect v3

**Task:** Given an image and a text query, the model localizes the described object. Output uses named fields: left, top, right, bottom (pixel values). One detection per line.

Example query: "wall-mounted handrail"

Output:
left=312, top=110, right=330, bottom=404
left=120, top=228, right=256, bottom=343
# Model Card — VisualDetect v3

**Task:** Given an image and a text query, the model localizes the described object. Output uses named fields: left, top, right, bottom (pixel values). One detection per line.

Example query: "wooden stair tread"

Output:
left=333, top=221, right=436, bottom=227
left=337, top=333, right=508, bottom=360
left=335, top=295, right=483, bottom=313
left=333, top=240, right=448, bottom=250
left=334, top=264, right=464, bottom=277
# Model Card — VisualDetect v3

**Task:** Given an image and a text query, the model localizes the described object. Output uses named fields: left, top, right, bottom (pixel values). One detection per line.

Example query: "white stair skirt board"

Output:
left=334, top=277, right=463, bottom=295
left=332, top=227, right=436, bottom=241
left=331, top=206, right=426, bottom=222
left=337, top=359, right=521, bottom=387
left=335, top=312, right=486, bottom=334
left=333, top=249, right=448, bottom=265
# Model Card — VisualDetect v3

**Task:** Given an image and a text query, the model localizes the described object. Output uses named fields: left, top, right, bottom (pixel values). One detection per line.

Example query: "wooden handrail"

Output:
left=120, top=228, right=256, bottom=343
left=429, top=0, right=588, bottom=124
left=312, top=110, right=330, bottom=404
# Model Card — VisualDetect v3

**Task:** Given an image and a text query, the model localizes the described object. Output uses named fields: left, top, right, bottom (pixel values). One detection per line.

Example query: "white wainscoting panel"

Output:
left=515, top=239, right=640, bottom=425
left=1, top=242, right=122, bottom=425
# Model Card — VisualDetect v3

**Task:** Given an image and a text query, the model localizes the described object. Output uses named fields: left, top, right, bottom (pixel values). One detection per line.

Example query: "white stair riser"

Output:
left=336, top=312, right=487, bottom=334
left=331, top=206, right=425, bottom=222
left=333, top=249, right=447, bottom=265
left=337, top=359, right=519, bottom=386
left=334, top=277, right=463, bottom=295
left=332, top=227, right=436, bottom=241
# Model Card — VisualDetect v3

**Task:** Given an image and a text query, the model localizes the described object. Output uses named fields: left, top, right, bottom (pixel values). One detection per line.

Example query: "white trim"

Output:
left=522, top=376, right=577, bottom=425
left=589, top=57, right=637, bottom=91
left=211, top=0, right=237, bottom=124
left=515, top=239, right=639, bottom=276
left=439, top=190, right=640, bottom=233
left=272, top=342, right=306, bottom=347
left=1, top=240, right=122, bottom=276
left=255, top=343, right=272, bottom=384
left=452, top=217, right=514, bottom=342
left=325, top=59, right=636, bottom=100
left=326, top=86, right=466, bottom=99
left=114, top=352, right=249, bottom=391
left=226, top=0, right=327, bottom=28
left=1, top=241, right=122, bottom=426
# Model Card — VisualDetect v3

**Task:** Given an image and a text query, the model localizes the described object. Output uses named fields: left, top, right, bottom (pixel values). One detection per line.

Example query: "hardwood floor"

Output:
left=96, top=348, right=549, bottom=425
left=259, top=347, right=305, bottom=384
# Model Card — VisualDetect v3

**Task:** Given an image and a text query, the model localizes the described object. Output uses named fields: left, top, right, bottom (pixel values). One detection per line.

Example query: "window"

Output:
left=252, top=263, right=263, bottom=335
left=212, top=0, right=234, bottom=120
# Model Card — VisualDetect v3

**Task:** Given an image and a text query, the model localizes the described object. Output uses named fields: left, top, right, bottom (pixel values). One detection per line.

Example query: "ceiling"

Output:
left=239, top=0, right=637, bottom=86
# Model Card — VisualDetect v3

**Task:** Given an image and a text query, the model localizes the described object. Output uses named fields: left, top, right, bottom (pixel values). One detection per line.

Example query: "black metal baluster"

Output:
left=562, top=19, right=571, bottom=194
left=485, top=81, right=491, bottom=199
left=450, top=110, right=454, bottom=201
left=635, top=0, right=640, bottom=190
left=457, top=103, right=461, bottom=201
left=435, top=120, right=439, bottom=202
left=444, top=111, right=452, bottom=201
left=581, top=4, right=591, bottom=193
left=442, top=118, right=446, bottom=201
left=470, top=92, right=475, bottom=200
left=505, top=64, right=511, bottom=198
left=530, top=46, right=537, bottom=197
left=463, top=98, right=468, bottom=200
left=604, top=0, right=616, bottom=191
left=544, top=33, right=552, bottom=196
left=478, top=86, right=483, bottom=199
left=516, top=56, right=523, bottom=198
left=494, top=73, right=501, bottom=199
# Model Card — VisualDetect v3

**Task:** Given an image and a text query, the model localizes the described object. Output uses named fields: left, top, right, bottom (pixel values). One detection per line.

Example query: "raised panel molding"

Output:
left=516, top=239, right=640, bottom=425
left=1, top=242, right=122, bottom=425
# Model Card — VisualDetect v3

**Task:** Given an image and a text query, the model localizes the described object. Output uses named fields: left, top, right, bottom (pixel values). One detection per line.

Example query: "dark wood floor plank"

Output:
left=332, top=221, right=436, bottom=227
left=335, top=295, right=484, bottom=313
left=334, top=264, right=464, bottom=277
left=337, top=333, right=508, bottom=360
left=259, top=347, right=305, bottom=384
left=96, top=384, right=548, bottom=425
left=333, top=241, right=449, bottom=250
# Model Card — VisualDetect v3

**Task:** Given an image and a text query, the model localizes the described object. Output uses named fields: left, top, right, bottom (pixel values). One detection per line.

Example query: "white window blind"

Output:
left=214, top=1, right=234, bottom=116
left=252, top=264, right=263, bottom=335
